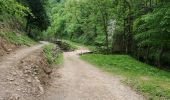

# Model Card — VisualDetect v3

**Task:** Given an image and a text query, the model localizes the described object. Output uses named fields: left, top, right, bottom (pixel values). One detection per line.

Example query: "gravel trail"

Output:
left=41, top=49, right=145, bottom=100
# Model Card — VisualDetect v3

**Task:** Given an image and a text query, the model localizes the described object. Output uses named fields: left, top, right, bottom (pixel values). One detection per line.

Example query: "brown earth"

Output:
left=0, top=43, right=52, bottom=100
left=0, top=37, right=17, bottom=57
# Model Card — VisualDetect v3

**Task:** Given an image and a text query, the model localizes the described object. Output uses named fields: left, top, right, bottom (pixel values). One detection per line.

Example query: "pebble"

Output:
left=7, top=77, right=15, bottom=81
left=17, top=88, right=21, bottom=91
left=14, top=82, right=19, bottom=86
left=11, top=72, right=17, bottom=76
left=26, top=78, right=32, bottom=83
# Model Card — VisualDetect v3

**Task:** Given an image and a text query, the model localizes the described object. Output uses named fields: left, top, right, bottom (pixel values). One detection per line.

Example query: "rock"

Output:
left=26, top=78, right=32, bottom=83
left=34, top=72, right=38, bottom=75
left=11, top=72, right=17, bottom=76
left=35, top=77, right=40, bottom=83
left=24, top=68, right=31, bottom=74
left=7, top=94, right=20, bottom=100
left=7, top=49, right=12, bottom=52
left=17, top=88, right=21, bottom=91
left=20, top=60, right=24, bottom=63
left=14, top=82, right=19, bottom=86
left=14, top=95, right=20, bottom=100
left=34, top=65, right=38, bottom=68
left=7, top=77, right=15, bottom=81
left=44, top=68, right=52, bottom=75
left=24, top=74, right=28, bottom=77
left=39, top=85, right=44, bottom=94
left=6, top=52, right=10, bottom=54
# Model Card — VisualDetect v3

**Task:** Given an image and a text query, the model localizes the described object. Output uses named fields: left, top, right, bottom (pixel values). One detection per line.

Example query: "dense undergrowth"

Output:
left=43, top=44, right=63, bottom=65
left=81, top=54, right=170, bottom=100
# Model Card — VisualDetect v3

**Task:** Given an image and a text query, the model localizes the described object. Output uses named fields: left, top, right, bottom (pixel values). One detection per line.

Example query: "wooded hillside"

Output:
left=1, top=0, right=170, bottom=67
left=44, top=0, right=170, bottom=68
left=0, top=0, right=49, bottom=39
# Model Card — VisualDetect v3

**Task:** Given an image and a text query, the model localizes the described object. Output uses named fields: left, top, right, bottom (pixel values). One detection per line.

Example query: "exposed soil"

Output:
left=0, top=43, right=51, bottom=100
left=40, top=49, right=145, bottom=100
left=0, top=37, right=17, bottom=57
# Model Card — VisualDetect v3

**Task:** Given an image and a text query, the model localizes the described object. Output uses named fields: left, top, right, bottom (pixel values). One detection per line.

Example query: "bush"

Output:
left=43, top=44, right=63, bottom=64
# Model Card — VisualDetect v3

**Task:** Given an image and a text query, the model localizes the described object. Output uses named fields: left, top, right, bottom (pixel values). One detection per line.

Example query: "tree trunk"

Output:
left=145, top=46, right=150, bottom=64
left=128, top=15, right=133, bottom=54
left=95, top=0, right=109, bottom=53
left=26, top=15, right=31, bottom=33
left=157, top=44, right=164, bottom=67
left=123, top=19, right=126, bottom=53
left=70, top=33, right=73, bottom=40
left=28, top=25, right=32, bottom=37
left=149, top=0, right=152, bottom=7
left=104, top=26, right=109, bottom=53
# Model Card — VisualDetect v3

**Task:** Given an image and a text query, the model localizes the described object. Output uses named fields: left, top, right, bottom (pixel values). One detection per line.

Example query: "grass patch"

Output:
left=0, top=32, right=36, bottom=46
left=80, top=54, right=170, bottom=100
left=43, top=44, right=63, bottom=65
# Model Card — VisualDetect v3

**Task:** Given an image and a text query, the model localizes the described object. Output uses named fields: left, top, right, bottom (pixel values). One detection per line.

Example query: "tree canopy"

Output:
left=44, top=0, right=170, bottom=67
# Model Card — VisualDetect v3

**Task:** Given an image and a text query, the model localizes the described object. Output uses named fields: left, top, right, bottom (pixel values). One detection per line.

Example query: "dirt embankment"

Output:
left=15, top=50, right=52, bottom=99
left=0, top=23, right=19, bottom=57
left=0, top=37, right=17, bottom=57
left=0, top=44, right=53, bottom=100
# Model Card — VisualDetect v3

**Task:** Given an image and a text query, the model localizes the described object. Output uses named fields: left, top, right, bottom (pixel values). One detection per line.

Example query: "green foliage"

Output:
left=0, top=0, right=33, bottom=32
left=0, top=32, right=36, bottom=46
left=44, top=0, right=170, bottom=66
left=133, top=2, right=170, bottom=66
left=45, top=0, right=114, bottom=48
left=134, top=4, right=170, bottom=47
left=0, top=0, right=31, bottom=22
left=81, top=54, right=170, bottom=99
left=43, top=44, right=63, bottom=64
left=0, top=0, right=49, bottom=40
left=58, top=40, right=78, bottom=51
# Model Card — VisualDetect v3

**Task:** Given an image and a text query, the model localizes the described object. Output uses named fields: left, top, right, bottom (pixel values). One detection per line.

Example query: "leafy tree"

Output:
left=45, top=0, right=170, bottom=67
left=0, top=0, right=31, bottom=30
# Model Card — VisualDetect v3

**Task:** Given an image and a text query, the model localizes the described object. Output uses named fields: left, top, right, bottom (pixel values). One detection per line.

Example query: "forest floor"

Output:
left=40, top=48, right=145, bottom=100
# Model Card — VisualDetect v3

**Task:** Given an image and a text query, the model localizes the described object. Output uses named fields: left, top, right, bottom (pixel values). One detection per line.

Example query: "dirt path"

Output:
left=0, top=42, right=47, bottom=100
left=41, top=49, right=145, bottom=100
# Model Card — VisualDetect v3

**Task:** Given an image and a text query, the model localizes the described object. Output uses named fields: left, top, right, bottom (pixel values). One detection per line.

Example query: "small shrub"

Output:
left=43, top=44, right=63, bottom=65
